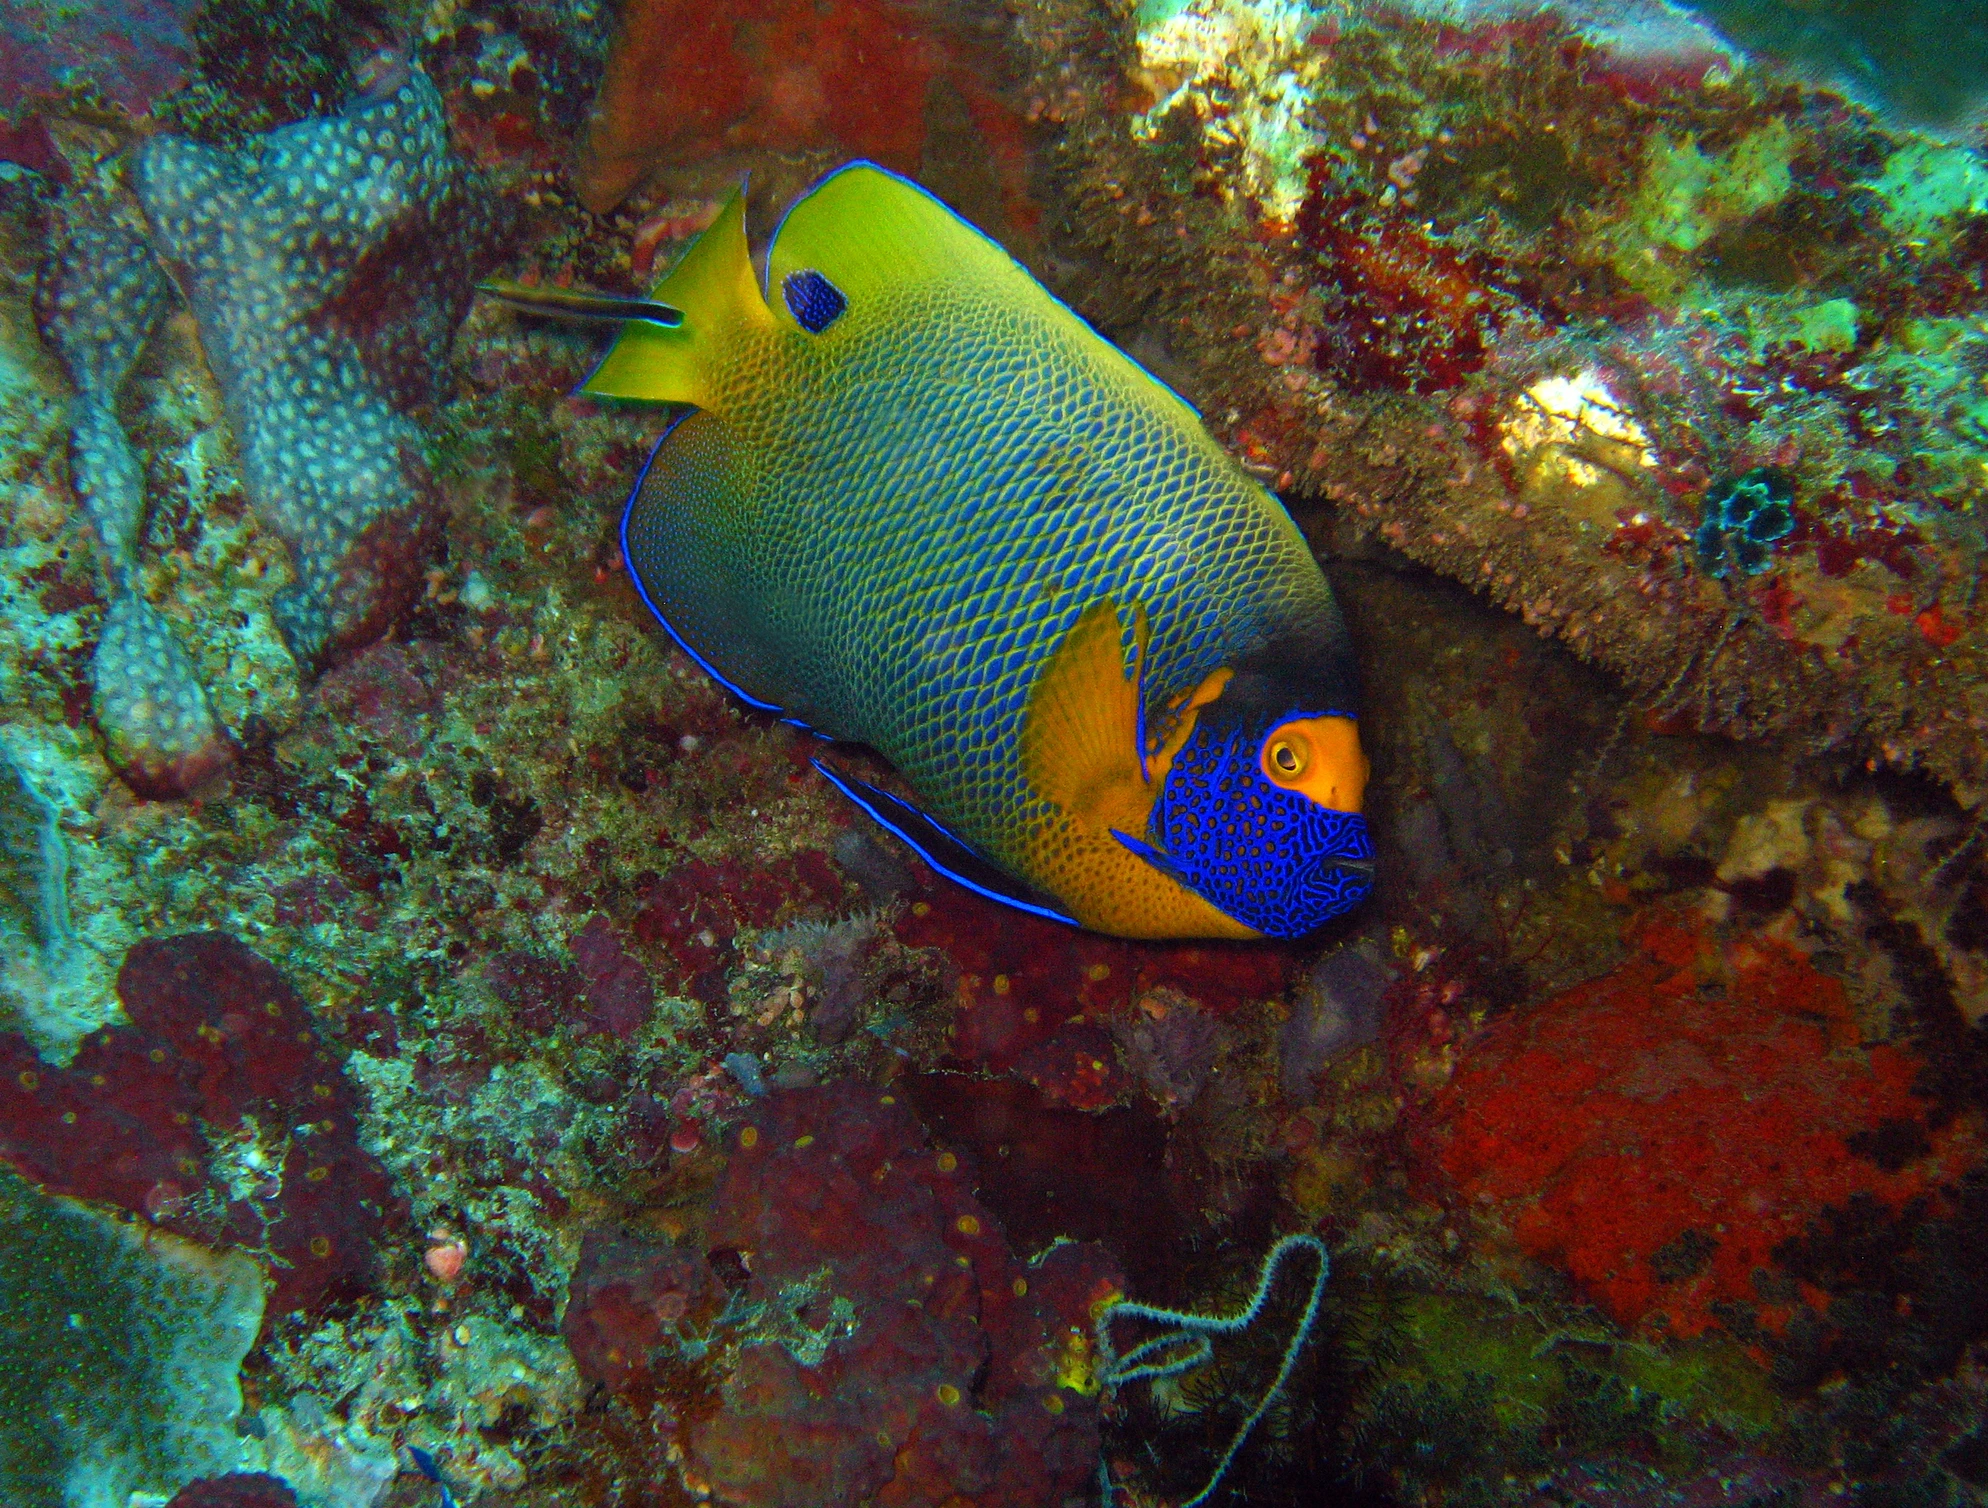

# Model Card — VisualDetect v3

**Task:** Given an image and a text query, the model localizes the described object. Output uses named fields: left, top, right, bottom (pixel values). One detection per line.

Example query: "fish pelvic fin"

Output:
left=1020, top=599, right=1258, bottom=940
left=812, top=758, right=1078, bottom=926
left=582, top=184, right=773, bottom=408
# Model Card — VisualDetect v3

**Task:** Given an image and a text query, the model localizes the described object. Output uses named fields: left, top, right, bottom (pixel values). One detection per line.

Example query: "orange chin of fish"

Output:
left=1260, top=715, right=1368, bottom=813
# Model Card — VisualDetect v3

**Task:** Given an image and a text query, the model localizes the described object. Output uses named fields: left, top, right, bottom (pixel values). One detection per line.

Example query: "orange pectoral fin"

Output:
left=1019, top=609, right=1263, bottom=940
left=1259, top=715, right=1368, bottom=813
left=1021, top=598, right=1155, bottom=836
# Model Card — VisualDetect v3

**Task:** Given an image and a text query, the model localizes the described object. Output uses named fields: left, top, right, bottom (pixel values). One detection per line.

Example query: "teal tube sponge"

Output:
left=0, top=1168, right=265, bottom=1507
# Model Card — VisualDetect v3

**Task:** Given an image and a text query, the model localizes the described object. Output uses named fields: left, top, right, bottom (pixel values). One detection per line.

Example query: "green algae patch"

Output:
left=1605, top=120, right=1796, bottom=297
left=1396, top=1294, right=1561, bottom=1427
left=0, top=1168, right=265, bottom=1507
left=1868, top=140, right=1988, bottom=238
left=1738, top=296, right=1862, bottom=358
left=1790, top=298, right=1860, bottom=354
left=1611, top=1338, right=1786, bottom=1439
left=1388, top=1293, right=1788, bottom=1441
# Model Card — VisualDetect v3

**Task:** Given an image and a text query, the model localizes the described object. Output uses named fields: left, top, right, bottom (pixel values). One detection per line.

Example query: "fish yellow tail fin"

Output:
left=582, top=185, right=773, bottom=408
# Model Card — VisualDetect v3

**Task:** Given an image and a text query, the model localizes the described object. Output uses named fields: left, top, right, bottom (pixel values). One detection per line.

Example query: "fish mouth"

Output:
left=1284, top=820, right=1376, bottom=934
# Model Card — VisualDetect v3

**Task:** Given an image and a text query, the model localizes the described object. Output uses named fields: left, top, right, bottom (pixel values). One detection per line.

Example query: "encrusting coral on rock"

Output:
left=0, top=932, right=394, bottom=1320
left=0, top=1165, right=265, bottom=1508
left=1045, top=0, right=1988, bottom=797
left=563, top=1081, right=1123, bottom=1508
left=36, top=60, right=508, bottom=798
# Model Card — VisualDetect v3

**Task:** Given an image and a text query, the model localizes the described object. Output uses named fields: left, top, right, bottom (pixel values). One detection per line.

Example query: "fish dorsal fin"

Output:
left=766, top=164, right=1037, bottom=323
left=1021, top=599, right=1156, bottom=841
left=582, top=185, right=773, bottom=407
left=764, top=166, right=1201, bottom=418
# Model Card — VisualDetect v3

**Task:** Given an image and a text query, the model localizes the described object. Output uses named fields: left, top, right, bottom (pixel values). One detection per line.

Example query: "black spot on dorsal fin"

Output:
left=782, top=269, right=848, bottom=334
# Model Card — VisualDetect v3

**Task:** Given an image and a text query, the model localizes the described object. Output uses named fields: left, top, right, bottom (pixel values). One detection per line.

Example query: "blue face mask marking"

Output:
left=1146, top=718, right=1374, bottom=938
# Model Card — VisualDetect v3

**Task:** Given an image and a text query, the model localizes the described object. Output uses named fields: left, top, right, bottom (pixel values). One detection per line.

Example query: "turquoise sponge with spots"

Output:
left=0, top=1167, right=265, bottom=1507
left=36, top=67, right=507, bottom=797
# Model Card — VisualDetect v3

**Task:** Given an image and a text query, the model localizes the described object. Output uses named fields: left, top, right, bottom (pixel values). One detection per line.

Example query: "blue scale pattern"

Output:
left=782, top=269, right=848, bottom=333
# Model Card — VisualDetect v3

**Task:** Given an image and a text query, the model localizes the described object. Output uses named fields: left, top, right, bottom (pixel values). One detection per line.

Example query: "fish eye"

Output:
left=1258, top=716, right=1367, bottom=813
left=1267, top=737, right=1308, bottom=780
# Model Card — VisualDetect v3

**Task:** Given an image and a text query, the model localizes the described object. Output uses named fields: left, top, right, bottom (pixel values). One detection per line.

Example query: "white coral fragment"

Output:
left=1500, top=369, right=1656, bottom=487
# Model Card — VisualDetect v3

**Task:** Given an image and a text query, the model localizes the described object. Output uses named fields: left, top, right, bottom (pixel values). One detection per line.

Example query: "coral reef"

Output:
left=1280, top=938, right=1394, bottom=1099
left=0, top=737, right=110, bottom=1059
left=168, top=1477, right=300, bottom=1508
left=0, top=1165, right=264, bottom=1508
left=0, top=0, right=200, bottom=175
left=1048, top=0, right=1988, bottom=798
left=3, top=1, right=1986, bottom=1503
left=36, top=63, right=507, bottom=796
left=1427, top=909, right=1980, bottom=1338
left=0, top=933, right=394, bottom=1319
left=1694, top=466, right=1797, bottom=576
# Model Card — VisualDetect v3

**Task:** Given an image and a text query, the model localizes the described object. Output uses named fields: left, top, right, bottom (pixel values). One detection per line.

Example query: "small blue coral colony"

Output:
left=491, top=165, right=1374, bottom=940
left=1696, top=466, right=1797, bottom=576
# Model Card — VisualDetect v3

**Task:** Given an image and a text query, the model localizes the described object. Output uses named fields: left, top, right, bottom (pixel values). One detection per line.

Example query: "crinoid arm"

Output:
left=1094, top=1232, right=1331, bottom=1507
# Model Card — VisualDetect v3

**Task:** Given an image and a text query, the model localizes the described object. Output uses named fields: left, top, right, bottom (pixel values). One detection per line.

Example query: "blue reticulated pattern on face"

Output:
left=1147, top=719, right=1375, bottom=938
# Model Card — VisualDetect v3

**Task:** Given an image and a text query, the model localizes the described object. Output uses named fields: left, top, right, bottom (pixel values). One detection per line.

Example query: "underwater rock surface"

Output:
left=0, top=0, right=1985, bottom=1504
left=573, top=1082, right=1123, bottom=1507
left=1062, top=0, right=1988, bottom=798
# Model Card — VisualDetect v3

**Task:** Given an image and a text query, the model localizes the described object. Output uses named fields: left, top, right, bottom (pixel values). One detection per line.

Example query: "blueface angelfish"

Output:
left=487, top=165, right=1373, bottom=939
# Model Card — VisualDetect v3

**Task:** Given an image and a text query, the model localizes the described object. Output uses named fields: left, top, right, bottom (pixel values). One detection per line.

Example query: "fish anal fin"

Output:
left=1021, top=598, right=1155, bottom=839
left=582, top=184, right=772, bottom=407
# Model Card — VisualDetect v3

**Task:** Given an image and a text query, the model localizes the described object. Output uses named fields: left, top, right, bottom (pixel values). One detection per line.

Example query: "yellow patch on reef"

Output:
left=1499, top=368, right=1659, bottom=529
left=1055, top=1322, right=1102, bottom=1396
